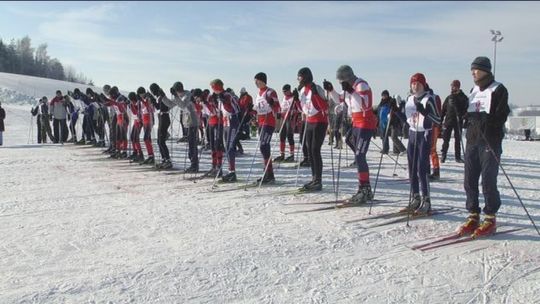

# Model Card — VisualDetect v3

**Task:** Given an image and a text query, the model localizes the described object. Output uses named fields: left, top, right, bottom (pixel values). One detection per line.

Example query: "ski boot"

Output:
left=299, top=158, right=311, bottom=167
left=300, top=179, right=322, bottom=192
left=350, top=184, right=373, bottom=205
left=472, top=215, right=496, bottom=238
left=184, top=165, right=199, bottom=173
left=429, top=169, right=440, bottom=181
left=88, top=139, right=97, bottom=145
left=127, top=153, right=137, bottom=161
left=257, top=171, right=275, bottom=185
left=221, top=171, right=237, bottom=183
left=400, top=193, right=421, bottom=213
left=284, top=155, right=295, bottom=163
left=455, top=157, right=464, bottom=164
left=158, top=159, right=173, bottom=170
left=273, top=154, right=285, bottom=162
left=141, top=156, right=155, bottom=166
left=415, top=196, right=432, bottom=214
left=456, top=213, right=480, bottom=236
left=118, top=151, right=128, bottom=159
left=76, top=139, right=86, bottom=145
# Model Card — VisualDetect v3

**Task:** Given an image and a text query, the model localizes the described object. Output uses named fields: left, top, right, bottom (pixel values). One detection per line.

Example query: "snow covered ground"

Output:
left=1, top=76, right=539, bottom=303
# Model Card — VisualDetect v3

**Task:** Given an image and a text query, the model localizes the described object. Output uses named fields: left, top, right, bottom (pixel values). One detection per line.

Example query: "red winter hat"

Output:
left=451, top=80, right=461, bottom=88
left=410, top=73, right=427, bottom=87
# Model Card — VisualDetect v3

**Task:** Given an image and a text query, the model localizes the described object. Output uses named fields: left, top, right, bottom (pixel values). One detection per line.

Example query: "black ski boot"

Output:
left=158, top=159, right=173, bottom=169
left=221, top=171, right=237, bottom=183
left=184, top=165, right=199, bottom=173
left=301, top=179, right=322, bottom=192
left=284, top=155, right=295, bottom=162
left=273, top=154, right=285, bottom=162
left=257, top=171, right=275, bottom=185
left=351, top=184, right=373, bottom=204
left=429, top=169, right=440, bottom=181
left=141, top=156, right=155, bottom=166
left=299, top=158, right=311, bottom=167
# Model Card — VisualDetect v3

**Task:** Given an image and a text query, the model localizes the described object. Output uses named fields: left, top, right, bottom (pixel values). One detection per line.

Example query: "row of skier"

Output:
left=34, top=56, right=509, bottom=238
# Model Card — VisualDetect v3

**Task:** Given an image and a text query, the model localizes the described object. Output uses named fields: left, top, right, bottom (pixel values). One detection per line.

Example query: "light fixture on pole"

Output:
left=490, top=30, right=504, bottom=77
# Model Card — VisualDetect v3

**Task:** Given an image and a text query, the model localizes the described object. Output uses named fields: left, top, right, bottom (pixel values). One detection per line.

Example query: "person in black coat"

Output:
left=458, top=56, right=510, bottom=238
left=0, top=102, right=5, bottom=145
left=440, top=80, right=468, bottom=162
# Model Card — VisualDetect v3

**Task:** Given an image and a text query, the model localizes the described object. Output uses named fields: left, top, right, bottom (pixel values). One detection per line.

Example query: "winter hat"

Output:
left=471, top=56, right=492, bottom=73
left=192, top=88, right=203, bottom=98
left=451, top=80, right=461, bottom=88
left=149, top=83, right=161, bottom=96
left=137, top=87, right=146, bottom=95
left=297, top=67, right=313, bottom=84
left=410, top=73, right=427, bottom=87
left=109, top=86, right=119, bottom=98
left=172, top=81, right=184, bottom=92
left=86, top=88, right=94, bottom=95
left=210, top=79, right=224, bottom=92
left=336, top=65, right=355, bottom=83
left=128, top=92, right=137, bottom=102
left=240, top=87, right=247, bottom=94
left=56, top=90, right=62, bottom=95
left=103, top=84, right=111, bottom=95
left=282, top=84, right=291, bottom=91
left=254, top=72, right=267, bottom=84
left=381, top=90, right=389, bottom=97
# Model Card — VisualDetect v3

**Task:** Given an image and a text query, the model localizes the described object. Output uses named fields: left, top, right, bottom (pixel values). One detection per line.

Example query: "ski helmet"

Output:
left=103, top=84, right=111, bottom=95
left=149, top=83, right=160, bottom=96
left=137, top=87, right=146, bottom=95
left=109, top=86, right=119, bottom=98
left=172, top=81, right=184, bottom=93
left=336, top=65, right=355, bottom=83
left=128, top=92, right=137, bottom=102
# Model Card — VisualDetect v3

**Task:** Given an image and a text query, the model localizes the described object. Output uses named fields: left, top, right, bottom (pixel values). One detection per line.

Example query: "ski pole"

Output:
left=480, top=132, right=540, bottom=236
left=244, top=130, right=262, bottom=190
left=326, top=87, right=336, bottom=194
left=369, top=110, right=393, bottom=214
left=294, top=117, right=309, bottom=188
left=334, top=92, right=349, bottom=204
left=406, top=111, right=421, bottom=227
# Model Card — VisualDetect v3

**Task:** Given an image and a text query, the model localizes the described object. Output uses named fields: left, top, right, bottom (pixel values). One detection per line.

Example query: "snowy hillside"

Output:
left=0, top=72, right=102, bottom=106
left=0, top=77, right=539, bottom=303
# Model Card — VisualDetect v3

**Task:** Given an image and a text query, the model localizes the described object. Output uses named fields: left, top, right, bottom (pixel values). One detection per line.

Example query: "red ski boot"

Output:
left=472, top=215, right=497, bottom=238
left=456, top=213, right=480, bottom=236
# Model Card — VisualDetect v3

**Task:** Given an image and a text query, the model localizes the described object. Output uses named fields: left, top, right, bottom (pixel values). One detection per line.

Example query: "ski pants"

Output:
left=305, top=122, right=327, bottom=182
left=408, top=129, right=432, bottom=196
left=53, top=118, right=68, bottom=143
left=279, top=116, right=295, bottom=154
left=259, top=125, right=275, bottom=173
left=442, top=123, right=462, bottom=159
left=131, top=120, right=142, bottom=154
left=157, top=113, right=171, bottom=160
left=209, top=124, right=224, bottom=168
left=224, top=114, right=239, bottom=171
left=143, top=121, right=154, bottom=157
left=464, top=142, right=501, bottom=215
left=187, top=126, right=199, bottom=168
left=70, top=112, right=78, bottom=140
left=349, top=127, right=373, bottom=185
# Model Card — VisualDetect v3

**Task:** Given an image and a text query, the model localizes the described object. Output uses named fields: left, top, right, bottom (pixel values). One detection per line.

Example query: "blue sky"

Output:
left=1, top=1, right=539, bottom=105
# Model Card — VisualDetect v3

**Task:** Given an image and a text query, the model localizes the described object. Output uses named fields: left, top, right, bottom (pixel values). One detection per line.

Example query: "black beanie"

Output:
left=282, top=84, right=291, bottom=91
left=381, top=90, right=389, bottom=97
left=137, top=87, right=146, bottom=95
left=471, top=56, right=492, bottom=73
left=254, top=72, right=267, bottom=84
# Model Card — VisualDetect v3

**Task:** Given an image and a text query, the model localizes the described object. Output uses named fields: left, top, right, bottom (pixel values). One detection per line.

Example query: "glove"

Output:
left=266, top=96, right=274, bottom=106
left=341, top=81, right=354, bottom=94
left=293, top=89, right=299, bottom=100
left=415, top=102, right=426, bottom=114
left=323, top=80, right=333, bottom=91
left=170, top=87, right=176, bottom=96
left=276, top=112, right=282, bottom=120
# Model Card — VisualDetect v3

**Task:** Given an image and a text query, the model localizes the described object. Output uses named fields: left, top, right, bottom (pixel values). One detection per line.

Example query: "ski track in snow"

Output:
left=1, top=103, right=539, bottom=303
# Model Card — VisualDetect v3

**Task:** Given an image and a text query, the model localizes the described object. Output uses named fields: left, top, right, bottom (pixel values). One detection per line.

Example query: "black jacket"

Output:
left=441, top=90, right=468, bottom=127
left=465, top=79, right=510, bottom=149
left=0, top=107, right=5, bottom=132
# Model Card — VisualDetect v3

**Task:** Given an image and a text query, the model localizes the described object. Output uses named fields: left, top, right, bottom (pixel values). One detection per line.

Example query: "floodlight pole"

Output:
left=490, top=30, right=503, bottom=77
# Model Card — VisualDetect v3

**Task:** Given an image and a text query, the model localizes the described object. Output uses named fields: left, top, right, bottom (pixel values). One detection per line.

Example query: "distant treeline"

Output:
left=0, top=35, right=93, bottom=85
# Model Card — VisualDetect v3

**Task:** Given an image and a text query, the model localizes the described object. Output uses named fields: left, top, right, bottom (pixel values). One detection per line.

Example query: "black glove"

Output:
left=266, top=96, right=274, bottom=106
left=341, top=81, right=354, bottom=94
left=292, top=89, right=299, bottom=100
left=415, top=102, right=426, bottom=114
left=170, top=87, right=176, bottom=97
left=323, top=80, right=333, bottom=91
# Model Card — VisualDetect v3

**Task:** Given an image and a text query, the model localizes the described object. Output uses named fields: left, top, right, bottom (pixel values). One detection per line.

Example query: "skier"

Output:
left=297, top=67, right=328, bottom=191
left=49, top=90, right=69, bottom=143
left=253, top=72, right=280, bottom=184
left=137, top=87, right=156, bottom=165
left=64, top=94, right=79, bottom=143
left=458, top=56, right=510, bottom=237
left=274, top=84, right=300, bottom=163
left=377, top=90, right=392, bottom=154
left=101, top=84, right=117, bottom=155
left=168, top=82, right=201, bottom=173
left=0, top=102, right=4, bottom=145
left=440, top=80, right=468, bottom=163
left=201, top=82, right=225, bottom=177
left=103, top=86, right=129, bottom=159
left=70, top=88, right=96, bottom=145
left=402, top=73, right=441, bottom=213
left=127, top=92, right=144, bottom=162
left=209, top=79, right=240, bottom=182
left=324, top=65, right=377, bottom=202
left=149, top=83, right=173, bottom=169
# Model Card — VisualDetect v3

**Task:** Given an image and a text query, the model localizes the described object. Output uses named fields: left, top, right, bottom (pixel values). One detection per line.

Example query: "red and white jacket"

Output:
left=254, top=87, right=280, bottom=127
left=139, top=96, right=155, bottom=126
left=299, top=84, right=328, bottom=124
left=329, top=78, right=377, bottom=129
